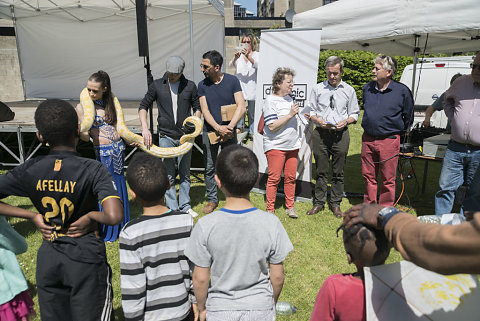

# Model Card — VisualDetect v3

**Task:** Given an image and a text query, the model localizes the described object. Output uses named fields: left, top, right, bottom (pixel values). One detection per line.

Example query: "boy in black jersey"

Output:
left=0, top=99, right=123, bottom=321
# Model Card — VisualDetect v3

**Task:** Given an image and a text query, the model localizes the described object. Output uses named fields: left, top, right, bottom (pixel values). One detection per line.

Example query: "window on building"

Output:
left=323, top=0, right=338, bottom=4
left=234, top=4, right=246, bottom=17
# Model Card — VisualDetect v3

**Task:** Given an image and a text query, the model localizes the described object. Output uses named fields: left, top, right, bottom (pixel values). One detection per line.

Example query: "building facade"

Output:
left=224, top=0, right=337, bottom=75
left=257, top=0, right=337, bottom=17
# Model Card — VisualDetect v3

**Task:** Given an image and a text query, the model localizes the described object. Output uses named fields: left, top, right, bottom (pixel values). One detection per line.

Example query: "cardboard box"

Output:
left=207, top=131, right=220, bottom=144
left=221, top=104, right=237, bottom=122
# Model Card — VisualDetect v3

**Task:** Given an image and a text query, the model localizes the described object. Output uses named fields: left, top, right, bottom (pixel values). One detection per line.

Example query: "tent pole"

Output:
left=145, top=56, right=154, bottom=134
left=189, top=0, right=194, bottom=81
left=411, top=52, right=418, bottom=97
left=136, top=0, right=154, bottom=134
left=411, top=35, right=420, bottom=98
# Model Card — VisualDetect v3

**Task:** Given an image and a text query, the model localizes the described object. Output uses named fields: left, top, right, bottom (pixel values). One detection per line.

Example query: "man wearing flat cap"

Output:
left=138, top=56, right=201, bottom=218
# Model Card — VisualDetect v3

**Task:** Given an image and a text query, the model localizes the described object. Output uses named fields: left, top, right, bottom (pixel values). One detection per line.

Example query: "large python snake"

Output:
left=79, top=88, right=203, bottom=158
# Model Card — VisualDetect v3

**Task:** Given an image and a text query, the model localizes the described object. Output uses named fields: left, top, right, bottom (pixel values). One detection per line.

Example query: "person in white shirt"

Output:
left=230, top=34, right=259, bottom=136
left=262, top=67, right=301, bottom=218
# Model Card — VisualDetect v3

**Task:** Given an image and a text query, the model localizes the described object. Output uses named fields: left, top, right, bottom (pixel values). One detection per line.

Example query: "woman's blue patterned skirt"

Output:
left=95, top=140, right=130, bottom=242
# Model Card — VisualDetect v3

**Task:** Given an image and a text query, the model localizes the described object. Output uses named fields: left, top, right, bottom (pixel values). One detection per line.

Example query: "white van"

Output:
left=399, top=56, right=473, bottom=128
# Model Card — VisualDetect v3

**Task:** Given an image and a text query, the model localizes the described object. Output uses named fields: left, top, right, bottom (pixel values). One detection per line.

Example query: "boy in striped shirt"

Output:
left=119, top=153, right=196, bottom=321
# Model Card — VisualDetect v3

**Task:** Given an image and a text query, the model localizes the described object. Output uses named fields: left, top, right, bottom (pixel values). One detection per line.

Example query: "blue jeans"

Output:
left=236, top=100, right=255, bottom=134
left=435, top=140, right=480, bottom=214
left=237, top=116, right=245, bottom=130
left=158, top=135, right=193, bottom=211
left=247, top=100, right=255, bottom=135
left=202, top=130, right=237, bottom=203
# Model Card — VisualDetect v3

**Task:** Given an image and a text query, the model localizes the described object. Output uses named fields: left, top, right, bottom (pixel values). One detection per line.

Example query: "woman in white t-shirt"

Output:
left=263, top=67, right=301, bottom=218
left=230, top=34, right=259, bottom=135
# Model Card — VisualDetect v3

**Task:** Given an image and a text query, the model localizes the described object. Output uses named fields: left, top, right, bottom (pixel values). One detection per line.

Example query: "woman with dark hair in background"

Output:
left=76, top=70, right=130, bottom=242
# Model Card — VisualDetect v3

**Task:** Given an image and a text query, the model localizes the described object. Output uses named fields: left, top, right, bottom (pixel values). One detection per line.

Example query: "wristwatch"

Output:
left=378, top=206, right=402, bottom=229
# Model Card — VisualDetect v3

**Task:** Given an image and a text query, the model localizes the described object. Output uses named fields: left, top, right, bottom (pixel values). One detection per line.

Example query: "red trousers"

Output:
left=265, top=149, right=299, bottom=212
left=361, top=133, right=399, bottom=206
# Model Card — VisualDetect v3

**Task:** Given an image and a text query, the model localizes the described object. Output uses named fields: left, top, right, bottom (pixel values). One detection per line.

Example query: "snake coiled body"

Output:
left=80, top=88, right=202, bottom=158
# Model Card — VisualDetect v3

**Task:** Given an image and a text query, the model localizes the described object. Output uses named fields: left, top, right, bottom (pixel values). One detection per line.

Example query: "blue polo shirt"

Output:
left=198, top=73, right=242, bottom=132
left=361, top=80, right=414, bottom=137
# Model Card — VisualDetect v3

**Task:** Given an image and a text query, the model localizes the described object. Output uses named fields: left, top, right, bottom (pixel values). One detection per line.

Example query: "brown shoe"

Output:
left=331, top=205, right=343, bottom=218
left=306, top=204, right=324, bottom=215
left=203, top=202, right=217, bottom=214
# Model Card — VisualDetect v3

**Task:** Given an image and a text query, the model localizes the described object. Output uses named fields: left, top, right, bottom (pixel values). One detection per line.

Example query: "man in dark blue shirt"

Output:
left=361, top=55, right=414, bottom=206
left=198, top=50, right=246, bottom=214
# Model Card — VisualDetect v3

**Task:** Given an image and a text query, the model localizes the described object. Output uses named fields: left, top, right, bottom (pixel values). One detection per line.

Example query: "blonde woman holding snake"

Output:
left=76, top=70, right=130, bottom=242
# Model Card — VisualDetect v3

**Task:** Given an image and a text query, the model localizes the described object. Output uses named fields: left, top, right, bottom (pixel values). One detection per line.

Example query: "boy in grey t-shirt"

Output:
left=185, top=145, right=293, bottom=321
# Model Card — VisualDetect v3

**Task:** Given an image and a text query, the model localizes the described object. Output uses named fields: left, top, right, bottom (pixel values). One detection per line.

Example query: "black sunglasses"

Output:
left=330, top=95, right=335, bottom=110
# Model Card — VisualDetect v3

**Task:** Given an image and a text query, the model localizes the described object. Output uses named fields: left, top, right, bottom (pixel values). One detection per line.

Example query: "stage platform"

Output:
left=1, top=100, right=152, bottom=131
left=0, top=100, right=249, bottom=169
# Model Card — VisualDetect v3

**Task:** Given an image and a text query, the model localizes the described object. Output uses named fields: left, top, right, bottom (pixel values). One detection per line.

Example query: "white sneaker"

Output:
left=186, top=208, right=199, bottom=218
left=285, top=208, right=298, bottom=219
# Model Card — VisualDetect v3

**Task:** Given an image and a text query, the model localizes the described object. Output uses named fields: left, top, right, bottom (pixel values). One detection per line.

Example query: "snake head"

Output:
left=182, top=121, right=196, bottom=134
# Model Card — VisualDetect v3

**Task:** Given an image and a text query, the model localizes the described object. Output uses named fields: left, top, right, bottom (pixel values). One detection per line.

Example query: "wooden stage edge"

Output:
left=1, top=100, right=157, bottom=133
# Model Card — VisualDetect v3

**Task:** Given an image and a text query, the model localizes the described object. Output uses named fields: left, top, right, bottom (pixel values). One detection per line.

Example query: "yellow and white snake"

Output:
left=79, top=88, right=203, bottom=158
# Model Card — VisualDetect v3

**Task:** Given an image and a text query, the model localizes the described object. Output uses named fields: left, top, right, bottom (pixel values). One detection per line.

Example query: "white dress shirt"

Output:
left=308, top=80, right=359, bottom=125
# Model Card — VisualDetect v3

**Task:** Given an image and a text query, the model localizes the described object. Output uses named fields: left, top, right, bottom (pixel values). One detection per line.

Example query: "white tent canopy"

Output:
left=293, top=0, right=480, bottom=56
left=0, top=0, right=224, bottom=99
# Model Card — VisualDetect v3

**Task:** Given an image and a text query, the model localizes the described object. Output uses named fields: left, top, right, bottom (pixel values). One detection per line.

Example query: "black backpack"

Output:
left=0, top=101, right=15, bottom=122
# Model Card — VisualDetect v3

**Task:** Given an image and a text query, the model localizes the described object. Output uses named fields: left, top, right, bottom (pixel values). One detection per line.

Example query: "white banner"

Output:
left=253, top=28, right=322, bottom=199
left=365, top=261, right=480, bottom=320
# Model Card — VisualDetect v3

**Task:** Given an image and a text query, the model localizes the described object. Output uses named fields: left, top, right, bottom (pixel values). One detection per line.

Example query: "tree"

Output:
left=316, top=50, right=414, bottom=105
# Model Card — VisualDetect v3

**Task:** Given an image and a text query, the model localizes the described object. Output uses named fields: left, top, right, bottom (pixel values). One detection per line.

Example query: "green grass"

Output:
left=2, top=112, right=445, bottom=320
